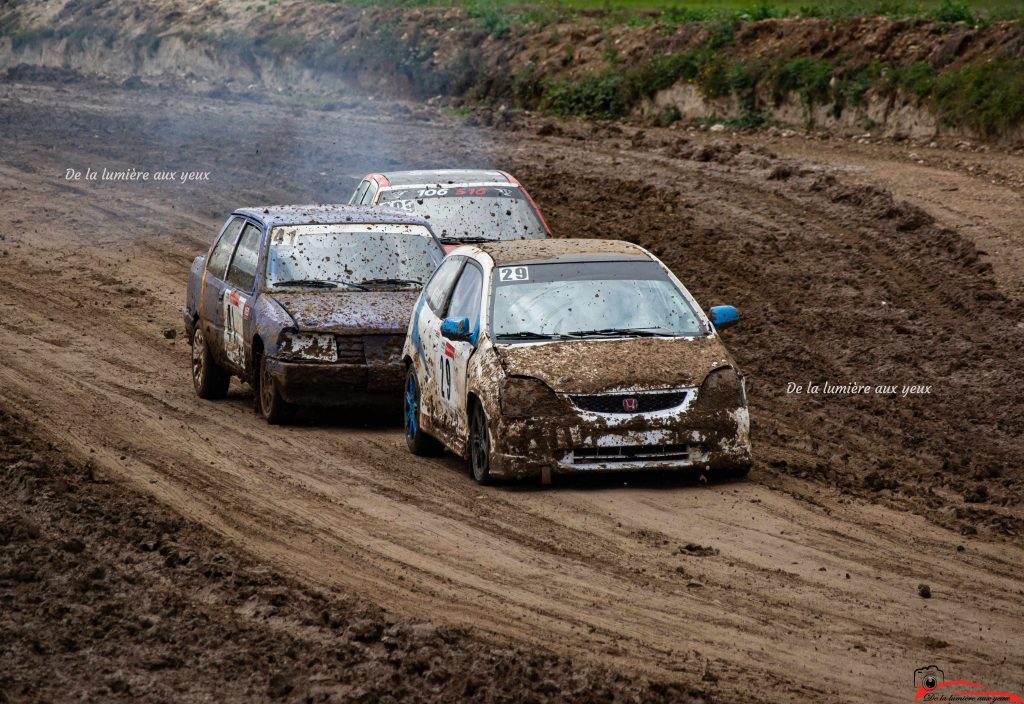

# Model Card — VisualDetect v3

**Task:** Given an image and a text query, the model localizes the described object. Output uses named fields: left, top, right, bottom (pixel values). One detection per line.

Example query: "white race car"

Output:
left=401, top=239, right=752, bottom=484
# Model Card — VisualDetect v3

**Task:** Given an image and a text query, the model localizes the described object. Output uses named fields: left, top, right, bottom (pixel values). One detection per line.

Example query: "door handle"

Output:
left=218, top=290, right=226, bottom=302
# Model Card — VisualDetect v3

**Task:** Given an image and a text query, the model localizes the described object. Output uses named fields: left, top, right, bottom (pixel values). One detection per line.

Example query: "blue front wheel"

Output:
left=404, top=366, right=442, bottom=456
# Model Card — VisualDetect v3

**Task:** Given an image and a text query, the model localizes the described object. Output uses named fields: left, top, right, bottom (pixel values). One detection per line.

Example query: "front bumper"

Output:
left=181, top=308, right=195, bottom=340
left=264, top=357, right=404, bottom=407
left=488, top=404, right=751, bottom=480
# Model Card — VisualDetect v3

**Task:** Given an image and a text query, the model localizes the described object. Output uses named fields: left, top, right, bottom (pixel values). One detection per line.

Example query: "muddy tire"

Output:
left=191, top=326, right=230, bottom=400
left=720, top=462, right=751, bottom=480
left=404, top=367, right=442, bottom=456
left=469, top=400, right=493, bottom=485
left=258, top=352, right=291, bottom=425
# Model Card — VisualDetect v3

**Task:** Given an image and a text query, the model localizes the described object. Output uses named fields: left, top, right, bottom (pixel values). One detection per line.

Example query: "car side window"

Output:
left=424, top=256, right=465, bottom=316
left=225, top=222, right=262, bottom=292
left=350, top=180, right=369, bottom=205
left=446, top=262, right=483, bottom=325
left=207, top=218, right=244, bottom=280
left=362, top=180, right=379, bottom=205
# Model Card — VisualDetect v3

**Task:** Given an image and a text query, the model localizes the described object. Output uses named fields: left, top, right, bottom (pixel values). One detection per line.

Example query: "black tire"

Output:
left=717, top=461, right=751, bottom=480
left=404, top=367, right=442, bottom=456
left=258, top=352, right=291, bottom=425
left=469, top=400, right=493, bottom=485
left=724, top=462, right=751, bottom=479
left=191, top=326, right=230, bottom=400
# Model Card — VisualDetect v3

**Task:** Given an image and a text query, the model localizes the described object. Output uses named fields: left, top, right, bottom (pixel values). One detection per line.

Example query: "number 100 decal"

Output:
left=498, top=266, right=529, bottom=282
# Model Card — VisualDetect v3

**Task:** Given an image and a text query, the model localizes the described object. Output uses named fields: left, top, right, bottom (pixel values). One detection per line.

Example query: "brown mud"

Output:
left=0, top=409, right=704, bottom=703
left=0, top=79, right=1022, bottom=702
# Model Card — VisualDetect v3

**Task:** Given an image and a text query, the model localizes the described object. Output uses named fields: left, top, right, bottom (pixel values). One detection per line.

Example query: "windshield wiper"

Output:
left=495, top=331, right=569, bottom=340
left=356, top=278, right=423, bottom=287
left=274, top=279, right=368, bottom=291
left=440, top=237, right=493, bottom=245
left=565, top=327, right=668, bottom=338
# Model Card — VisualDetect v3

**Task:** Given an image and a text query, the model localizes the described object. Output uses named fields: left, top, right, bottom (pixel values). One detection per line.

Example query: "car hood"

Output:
left=271, top=290, right=419, bottom=335
left=494, top=336, right=735, bottom=394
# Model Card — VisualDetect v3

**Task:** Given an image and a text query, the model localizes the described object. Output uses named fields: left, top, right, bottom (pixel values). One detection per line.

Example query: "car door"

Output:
left=416, top=256, right=465, bottom=431
left=220, top=221, right=263, bottom=374
left=440, top=260, right=484, bottom=444
left=200, top=217, right=244, bottom=356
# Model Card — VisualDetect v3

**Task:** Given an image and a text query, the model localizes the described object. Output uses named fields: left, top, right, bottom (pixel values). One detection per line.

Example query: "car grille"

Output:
left=572, top=445, right=691, bottom=464
left=569, top=391, right=688, bottom=414
left=336, top=336, right=366, bottom=364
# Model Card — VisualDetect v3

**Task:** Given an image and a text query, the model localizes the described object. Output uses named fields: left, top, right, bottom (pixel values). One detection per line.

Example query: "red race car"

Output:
left=349, top=169, right=551, bottom=250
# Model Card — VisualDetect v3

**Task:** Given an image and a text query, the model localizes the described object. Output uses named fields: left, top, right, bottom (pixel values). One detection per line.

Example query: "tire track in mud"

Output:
left=510, top=132, right=1024, bottom=535
left=1, top=82, right=1023, bottom=703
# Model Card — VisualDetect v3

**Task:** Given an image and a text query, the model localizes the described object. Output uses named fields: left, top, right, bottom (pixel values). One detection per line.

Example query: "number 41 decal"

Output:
left=498, top=266, right=529, bottom=282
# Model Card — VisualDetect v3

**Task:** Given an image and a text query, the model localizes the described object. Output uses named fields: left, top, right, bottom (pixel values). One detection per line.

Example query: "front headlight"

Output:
left=277, top=332, right=338, bottom=362
left=500, top=377, right=565, bottom=418
left=696, top=366, right=745, bottom=410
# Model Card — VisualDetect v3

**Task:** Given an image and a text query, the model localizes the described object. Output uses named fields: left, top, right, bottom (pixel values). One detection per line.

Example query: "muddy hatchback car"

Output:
left=183, top=205, right=444, bottom=423
left=401, top=239, right=751, bottom=484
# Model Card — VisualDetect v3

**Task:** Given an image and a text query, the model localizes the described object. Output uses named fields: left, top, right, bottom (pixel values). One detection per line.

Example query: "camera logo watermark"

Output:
left=914, top=664, right=1021, bottom=702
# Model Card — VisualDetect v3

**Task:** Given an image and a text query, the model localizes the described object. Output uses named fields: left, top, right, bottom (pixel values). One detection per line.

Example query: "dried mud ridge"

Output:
left=0, top=409, right=709, bottom=703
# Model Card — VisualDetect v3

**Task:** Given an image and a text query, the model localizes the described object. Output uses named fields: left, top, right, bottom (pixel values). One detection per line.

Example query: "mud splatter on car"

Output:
left=182, top=205, right=445, bottom=423
left=402, top=238, right=751, bottom=483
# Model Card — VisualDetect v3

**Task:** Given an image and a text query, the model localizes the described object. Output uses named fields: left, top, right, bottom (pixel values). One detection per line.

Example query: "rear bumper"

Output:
left=265, top=357, right=404, bottom=407
left=488, top=407, right=751, bottom=480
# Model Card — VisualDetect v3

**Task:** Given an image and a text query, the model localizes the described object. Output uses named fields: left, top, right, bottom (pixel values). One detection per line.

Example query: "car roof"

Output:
left=472, top=239, right=653, bottom=266
left=378, top=169, right=512, bottom=186
left=233, top=204, right=433, bottom=229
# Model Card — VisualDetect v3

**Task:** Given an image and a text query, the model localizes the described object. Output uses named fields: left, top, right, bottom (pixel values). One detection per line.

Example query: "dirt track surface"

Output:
left=0, top=409, right=706, bottom=703
left=1, top=80, right=1023, bottom=703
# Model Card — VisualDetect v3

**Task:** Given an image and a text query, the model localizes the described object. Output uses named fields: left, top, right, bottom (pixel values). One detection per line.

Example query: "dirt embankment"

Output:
left=2, top=1, right=1024, bottom=141
left=0, top=407, right=707, bottom=703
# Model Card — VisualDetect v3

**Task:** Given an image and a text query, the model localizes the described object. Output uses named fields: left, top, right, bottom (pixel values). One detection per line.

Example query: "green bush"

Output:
left=542, top=71, right=628, bottom=118
left=628, top=50, right=709, bottom=97
left=932, top=58, right=1024, bottom=137
left=887, top=61, right=937, bottom=97
left=932, top=0, right=974, bottom=23
left=831, top=61, right=883, bottom=116
left=467, top=0, right=512, bottom=38
left=770, top=57, right=834, bottom=107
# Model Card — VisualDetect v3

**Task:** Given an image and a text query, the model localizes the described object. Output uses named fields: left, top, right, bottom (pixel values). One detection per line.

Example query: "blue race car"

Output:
left=183, top=204, right=445, bottom=423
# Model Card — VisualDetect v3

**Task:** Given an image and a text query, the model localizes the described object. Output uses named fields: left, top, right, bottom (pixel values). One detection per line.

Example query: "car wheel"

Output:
left=191, top=326, right=230, bottom=400
left=721, top=462, right=751, bottom=480
left=404, top=367, right=442, bottom=456
left=469, top=400, right=493, bottom=485
left=258, top=352, right=291, bottom=425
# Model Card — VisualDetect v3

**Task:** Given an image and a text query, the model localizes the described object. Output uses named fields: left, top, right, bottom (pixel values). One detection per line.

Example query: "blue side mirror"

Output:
left=440, top=317, right=472, bottom=342
left=709, top=305, right=741, bottom=331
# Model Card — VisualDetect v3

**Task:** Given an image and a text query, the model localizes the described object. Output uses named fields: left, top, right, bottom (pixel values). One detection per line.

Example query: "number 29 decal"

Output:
left=498, top=266, right=529, bottom=282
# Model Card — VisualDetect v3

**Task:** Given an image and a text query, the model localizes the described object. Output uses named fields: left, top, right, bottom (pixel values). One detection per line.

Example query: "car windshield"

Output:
left=377, top=185, right=546, bottom=243
left=265, top=224, right=441, bottom=291
left=490, top=261, right=706, bottom=341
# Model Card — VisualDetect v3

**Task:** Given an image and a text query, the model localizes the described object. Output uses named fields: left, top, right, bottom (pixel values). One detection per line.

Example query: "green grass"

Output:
left=932, top=57, right=1024, bottom=136
left=324, top=0, right=1024, bottom=22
